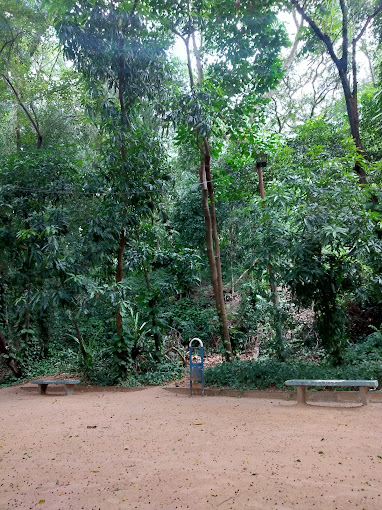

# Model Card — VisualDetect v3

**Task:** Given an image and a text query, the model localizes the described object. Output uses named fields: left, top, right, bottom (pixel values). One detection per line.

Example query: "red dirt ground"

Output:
left=1, top=384, right=382, bottom=509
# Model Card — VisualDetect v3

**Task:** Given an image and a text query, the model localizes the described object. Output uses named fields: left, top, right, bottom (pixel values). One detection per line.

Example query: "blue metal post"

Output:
left=189, top=338, right=204, bottom=396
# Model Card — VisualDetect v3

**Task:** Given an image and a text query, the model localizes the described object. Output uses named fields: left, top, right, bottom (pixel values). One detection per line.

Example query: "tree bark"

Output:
left=203, top=140, right=233, bottom=360
left=72, top=318, right=89, bottom=363
left=0, top=330, right=22, bottom=378
left=199, top=160, right=233, bottom=361
left=116, top=229, right=126, bottom=337
left=199, top=162, right=220, bottom=308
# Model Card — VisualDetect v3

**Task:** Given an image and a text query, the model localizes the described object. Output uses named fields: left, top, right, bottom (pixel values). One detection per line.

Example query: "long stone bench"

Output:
left=31, top=379, right=81, bottom=396
left=285, top=379, right=378, bottom=405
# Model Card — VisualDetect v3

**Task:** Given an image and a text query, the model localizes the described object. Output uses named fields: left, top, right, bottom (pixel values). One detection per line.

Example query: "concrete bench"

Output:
left=285, top=379, right=378, bottom=406
left=31, top=379, right=81, bottom=396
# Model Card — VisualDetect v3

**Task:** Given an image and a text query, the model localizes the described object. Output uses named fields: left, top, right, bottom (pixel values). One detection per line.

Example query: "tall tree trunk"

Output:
left=0, top=330, right=22, bottom=378
left=257, top=166, right=283, bottom=356
left=203, top=140, right=233, bottom=360
left=176, top=18, right=234, bottom=360
left=72, top=317, right=90, bottom=365
left=199, top=159, right=233, bottom=361
left=199, top=162, right=221, bottom=311
left=115, top=55, right=128, bottom=338
left=338, top=69, right=367, bottom=184
left=116, top=229, right=126, bottom=338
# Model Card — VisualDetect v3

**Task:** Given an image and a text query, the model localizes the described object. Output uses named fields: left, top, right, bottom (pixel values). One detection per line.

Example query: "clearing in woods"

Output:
left=0, top=384, right=381, bottom=509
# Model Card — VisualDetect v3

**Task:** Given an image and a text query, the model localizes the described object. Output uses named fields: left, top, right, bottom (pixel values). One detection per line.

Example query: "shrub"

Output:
left=204, top=358, right=382, bottom=390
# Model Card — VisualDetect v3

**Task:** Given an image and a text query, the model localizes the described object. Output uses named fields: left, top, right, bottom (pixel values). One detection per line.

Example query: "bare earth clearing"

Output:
left=1, top=384, right=382, bottom=510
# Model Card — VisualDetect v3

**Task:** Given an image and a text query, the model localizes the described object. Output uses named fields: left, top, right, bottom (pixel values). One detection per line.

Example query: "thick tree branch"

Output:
left=192, top=32, right=203, bottom=86
left=291, top=0, right=340, bottom=67
left=1, top=73, right=43, bottom=148
left=352, top=39, right=357, bottom=98
left=354, top=1, right=382, bottom=44
left=283, top=10, right=304, bottom=70
left=339, top=0, right=348, bottom=69
left=184, top=35, right=194, bottom=88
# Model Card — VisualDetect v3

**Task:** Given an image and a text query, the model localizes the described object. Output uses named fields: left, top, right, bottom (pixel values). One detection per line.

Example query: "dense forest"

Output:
left=1, top=0, right=381, bottom=388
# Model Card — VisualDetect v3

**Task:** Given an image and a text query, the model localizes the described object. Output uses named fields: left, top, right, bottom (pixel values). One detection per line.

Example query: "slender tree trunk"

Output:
left=257, top=166, right=283, bottom=356
left=0, top=330, right=22, bottom=378
left=1, top=74, right=43, bottom=149
left=199, top=160, right=233, bottom=361
left=338, top=69, right=367, bottom=184
left=199, top=163, right=220, bottom=307
left=115, top=55, right=129, bottom=338
left=116, top=229, right=126, bottom=337
left=72, top=317, right=89, bottom=362
left=177, top=14, right=234, bottom=360
left=203, top=140, right=233, bottom=360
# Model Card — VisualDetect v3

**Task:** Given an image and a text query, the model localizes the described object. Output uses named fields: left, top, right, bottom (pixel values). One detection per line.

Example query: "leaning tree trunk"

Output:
left=338, top=69, right=367, bottom=184
left=1, top=74, right=43, bottom=149
left=202, top=141, right=233, bottom=360
left=199, top=157, right=233, bottom=361
left=175, top=15, right=234, bottom=361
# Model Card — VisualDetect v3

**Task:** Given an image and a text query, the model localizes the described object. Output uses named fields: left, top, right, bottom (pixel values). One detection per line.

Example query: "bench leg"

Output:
left=297, top=386, right=306, bottom=404
left=359, top=386, right=369, bottom=406
left=39, top=384, right=48, bottom=395
left=65, top=385, right=75, bottom=396
left=296, top=386, right=307, bottom=404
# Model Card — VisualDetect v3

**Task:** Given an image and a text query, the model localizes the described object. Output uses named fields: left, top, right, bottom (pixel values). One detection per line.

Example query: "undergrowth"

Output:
left=204, top=358, right=382, bottom=390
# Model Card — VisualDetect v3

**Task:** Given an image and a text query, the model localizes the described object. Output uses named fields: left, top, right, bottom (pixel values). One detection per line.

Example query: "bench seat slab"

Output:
left=285, top=379, right=378, bottom=406
left=285, top=379, right=378, bottom=388
left=31, top=380, right=80, bottom=396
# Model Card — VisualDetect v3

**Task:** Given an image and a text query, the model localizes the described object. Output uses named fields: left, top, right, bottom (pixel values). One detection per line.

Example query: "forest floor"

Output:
left=1, top=384, right=382, bottom=510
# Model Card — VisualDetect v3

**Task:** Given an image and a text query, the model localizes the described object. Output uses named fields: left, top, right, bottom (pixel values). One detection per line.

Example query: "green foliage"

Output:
left=1, top=0, right=381, bottom=385
left=163, top=295, right=220, bottom=349
left=0, top=345, right=80, bottom=387
left=111, top=305, right=151, bottom=379
left=342, top=326, right=382, bottom=365
left=121, top=360, right=184, bottom=386
left=246, top=119, right=381, bottom=363
left=205, top=358, right=382, bottom=391
left=360, top=86, right=382, bottom=162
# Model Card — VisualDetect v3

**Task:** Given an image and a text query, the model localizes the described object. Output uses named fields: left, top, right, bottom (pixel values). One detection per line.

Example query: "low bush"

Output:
left=204, top=358, right=382, bottom=390
left=342, top=327, right=382, bottom=365
left=120, top=361, right=184, bottom=387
